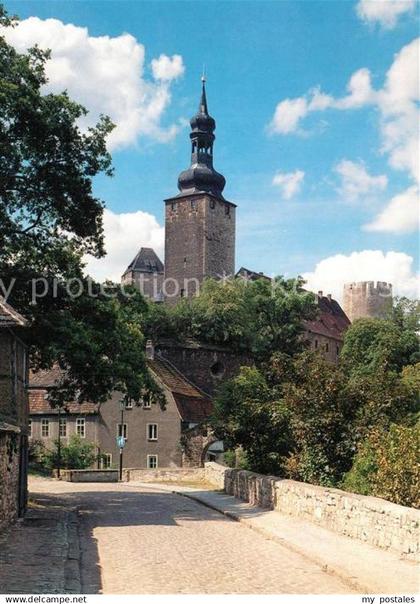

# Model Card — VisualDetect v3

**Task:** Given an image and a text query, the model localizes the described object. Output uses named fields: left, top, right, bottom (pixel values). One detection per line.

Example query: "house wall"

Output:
left=304, top=331, right=342, bottom=364
left=97, top=390, right=183, bottom=469
left=0, top=327, right=28, bottom=530
left=0, top=330, right=28, bottom=427
left=29, top=414, right=98, bottom=448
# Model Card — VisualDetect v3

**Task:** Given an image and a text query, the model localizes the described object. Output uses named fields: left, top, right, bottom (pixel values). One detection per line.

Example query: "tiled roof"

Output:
left=147, top=358, right=206, bottom=398
left=305, top=295, right=351, bottom=341
left=148, top=357, right=213, bottom=423
left=0, top=299, right=27, bottom=328
left=29, top=366, right=99, bottom=414
left=123, top=247, right=164, bottom=275
left=29, top=358, right=213, bottom=423
left=172, top=394, right=214, bottom=423
left=29, top=366, right=66, bottom=387
left=29, top=389, right=99, bottom=415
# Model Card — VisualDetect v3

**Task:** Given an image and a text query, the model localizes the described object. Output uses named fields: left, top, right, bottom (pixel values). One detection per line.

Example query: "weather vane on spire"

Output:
left=201, top=64, right=206, bottom=83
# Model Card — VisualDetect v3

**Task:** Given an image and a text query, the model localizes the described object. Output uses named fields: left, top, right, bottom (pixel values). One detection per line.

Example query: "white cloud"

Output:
left=302, top=250, right=419, bottom=302
left=364, top=185, right=419, bottom=233
left=269, top=97, right=309, bottom=134
left=269, top=38, right=419, bottom=233
left=356, top=0, right=415, bottom=29
left=378, top=38, right=419, bottom=183
left=272, top=170, right=305, bottom=199
left=151, top=54, right=184, bottom=81
left=1, top=17, right=185, bottom=149
left=84, top=209, right=164, bottom=282
left=335, top=159, right=388, bottom=200
left=268, top=68, right=375, bottom=135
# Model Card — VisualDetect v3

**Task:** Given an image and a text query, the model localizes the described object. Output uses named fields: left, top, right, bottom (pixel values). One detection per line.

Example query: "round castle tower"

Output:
left=343, top=281, right=393, bottom=323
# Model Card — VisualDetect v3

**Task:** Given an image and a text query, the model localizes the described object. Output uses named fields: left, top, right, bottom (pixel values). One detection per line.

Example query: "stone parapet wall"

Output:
left=203, top=463, right=420, bottom=561
left=123, top=467, right=205, bottom=483
left=60, top=469, right=118, bottom=482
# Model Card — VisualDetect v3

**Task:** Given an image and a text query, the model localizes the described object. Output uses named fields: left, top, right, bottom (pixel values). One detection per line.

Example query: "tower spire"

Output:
left=176, top=76, right=226, bottom=199
left=199, top=71, right=208, bottom=114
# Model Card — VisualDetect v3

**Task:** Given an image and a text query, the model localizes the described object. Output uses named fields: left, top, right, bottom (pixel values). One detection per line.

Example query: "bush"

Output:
left=42, top=435, right=97, bottom=470
left=342, top=423, right=420, bottom=508
left=28, top=440, right=49, bottom=475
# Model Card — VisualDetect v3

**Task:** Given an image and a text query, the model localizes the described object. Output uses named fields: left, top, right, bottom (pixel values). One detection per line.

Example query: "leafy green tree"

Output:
left=0, top=7, right=155, bottom=404
left=282, top=352, right=359, bottom=486
left=151, top=276, right=317, bottom=361
left=341, top=317, right=419, bottom=376
left=213, top=365, right=293, bottom=475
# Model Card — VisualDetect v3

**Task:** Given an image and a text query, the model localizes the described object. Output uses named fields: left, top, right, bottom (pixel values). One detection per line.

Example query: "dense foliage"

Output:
left=0, top=6, right=156, bottom=404
left=213, top=297, right=419, bottom=506
left=342, top=423, right=420, bottom=508
left=143, top=276, right=317, bottom=361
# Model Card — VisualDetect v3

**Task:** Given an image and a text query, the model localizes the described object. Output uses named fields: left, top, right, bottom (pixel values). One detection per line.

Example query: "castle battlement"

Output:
left=343, top=281, right=393, bottom=323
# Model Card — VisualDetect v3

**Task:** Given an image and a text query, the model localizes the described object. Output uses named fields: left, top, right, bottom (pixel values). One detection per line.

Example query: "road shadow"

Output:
left=29, top=485, right=242, bottom=594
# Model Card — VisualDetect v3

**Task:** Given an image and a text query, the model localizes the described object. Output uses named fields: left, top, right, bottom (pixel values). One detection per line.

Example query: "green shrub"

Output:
left=42, top=435, right=97, bottom=470
left=342, top=424, right=420, bottom=508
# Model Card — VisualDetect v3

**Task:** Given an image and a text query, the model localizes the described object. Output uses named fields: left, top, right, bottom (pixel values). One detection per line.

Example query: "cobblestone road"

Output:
left=20, top=477, right=354, bottom=595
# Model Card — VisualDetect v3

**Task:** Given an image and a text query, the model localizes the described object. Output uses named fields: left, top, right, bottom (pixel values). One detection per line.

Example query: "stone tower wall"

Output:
left=343, top=281, right=393, bottom=323
left=164, top=194, right=235, bottom=302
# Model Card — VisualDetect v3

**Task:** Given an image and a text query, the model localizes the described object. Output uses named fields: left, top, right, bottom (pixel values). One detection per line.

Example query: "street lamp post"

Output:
left=118, top=398, right=125, bottom=481
left=57, top=406, right=61, bottom=479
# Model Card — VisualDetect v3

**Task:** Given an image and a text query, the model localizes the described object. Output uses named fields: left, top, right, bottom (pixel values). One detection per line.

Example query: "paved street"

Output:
left=0, top=477, right=355, bottom=594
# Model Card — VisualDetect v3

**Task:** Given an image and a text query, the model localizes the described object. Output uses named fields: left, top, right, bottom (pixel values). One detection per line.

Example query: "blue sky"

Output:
left=5, top=0, right=419, bottom=299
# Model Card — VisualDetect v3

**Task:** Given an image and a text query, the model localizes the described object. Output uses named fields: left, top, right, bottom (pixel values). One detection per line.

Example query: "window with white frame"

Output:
left=101, top=453, right=112, bottom=469
left=76, top=417, right=85, bottom=438
left=143, top=398, right=151, bottom=409
left=59, top=417, right=67, bottom=437
left=28, top=419, right=32, bottom=438
left=41, top=419, right=49, bottom=438
left=147, top=455, right=158, bottom=469
left=147, top=423, right=158, bottom=441
left=125, top=399, right=133, bottom=409
left=117, top=423, right=128, bottom=440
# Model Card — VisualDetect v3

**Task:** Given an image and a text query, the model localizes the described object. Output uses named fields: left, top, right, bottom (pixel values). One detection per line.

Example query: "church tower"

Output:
left=164, top=78, right=236, bottom=301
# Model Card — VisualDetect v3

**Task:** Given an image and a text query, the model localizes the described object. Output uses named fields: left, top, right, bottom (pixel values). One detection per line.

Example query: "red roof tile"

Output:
left=29, top=389, right=99, bottom=415
left=304, top=295, right=351, bottom=341
left=148, top=357, right=213, bottom=423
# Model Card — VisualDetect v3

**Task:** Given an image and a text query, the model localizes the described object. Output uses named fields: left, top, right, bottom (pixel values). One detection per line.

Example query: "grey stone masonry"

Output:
left=164, top=193, right=235, bottom=301
left=203, top=463, right=420, bottom=561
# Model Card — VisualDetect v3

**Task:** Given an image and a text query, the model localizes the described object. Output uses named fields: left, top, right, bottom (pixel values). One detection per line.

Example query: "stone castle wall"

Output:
left=164, top=194, right=235, bottom=302
left=203, top=463, right=420, bottom=561
left=343, top=281, right=393, bottom=323
left=157, top=341, right=252, bottom=396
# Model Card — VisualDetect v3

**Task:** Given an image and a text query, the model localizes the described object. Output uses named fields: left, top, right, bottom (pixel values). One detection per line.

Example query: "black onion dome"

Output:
left=190, top=112, right=216, bottom=134
left=178, top=164, right=226, bottom=196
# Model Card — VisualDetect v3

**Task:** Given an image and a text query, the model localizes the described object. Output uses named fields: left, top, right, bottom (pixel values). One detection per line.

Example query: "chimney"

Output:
left=145, top=340, right=155, bottom=360
left=318, top=290, right=323, bottom=297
